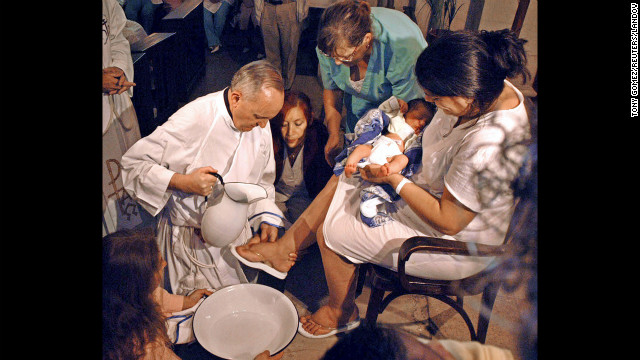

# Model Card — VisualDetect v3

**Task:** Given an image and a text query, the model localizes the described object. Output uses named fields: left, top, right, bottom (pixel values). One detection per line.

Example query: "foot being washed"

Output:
left=233, top=239, right=297, bottom=278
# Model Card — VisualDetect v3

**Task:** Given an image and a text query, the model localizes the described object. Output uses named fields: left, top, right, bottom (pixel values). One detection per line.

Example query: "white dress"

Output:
left=323, top=81, right=530, bottom=280
left=121, top=89, right=285, bottom=294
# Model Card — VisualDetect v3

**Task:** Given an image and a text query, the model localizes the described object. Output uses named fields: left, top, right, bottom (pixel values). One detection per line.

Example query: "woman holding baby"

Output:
left=233, top=1, right=532, bottom=338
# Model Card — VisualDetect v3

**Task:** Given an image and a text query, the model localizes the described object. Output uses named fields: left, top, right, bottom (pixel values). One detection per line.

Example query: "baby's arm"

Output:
left=345, top=144, right=373, bottom=177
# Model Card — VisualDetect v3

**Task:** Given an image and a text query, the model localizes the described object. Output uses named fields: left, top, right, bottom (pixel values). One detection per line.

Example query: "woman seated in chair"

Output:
left=234, top=29, right=532, bottom=338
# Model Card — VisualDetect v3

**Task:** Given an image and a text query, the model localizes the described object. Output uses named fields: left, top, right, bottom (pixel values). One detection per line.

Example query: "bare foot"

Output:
left=379, top=163, right=390, bottom=177
left=235, top=242, right=296, bottom=274
left=300, top=305, right=359, bottom=336
left=344, top=163, right=357, bottom=178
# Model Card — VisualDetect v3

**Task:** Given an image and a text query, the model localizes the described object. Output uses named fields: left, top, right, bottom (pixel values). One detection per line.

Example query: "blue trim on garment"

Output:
left=248, top=211, right=286, bottom=222
left=166, top=314, right=193, bottom=344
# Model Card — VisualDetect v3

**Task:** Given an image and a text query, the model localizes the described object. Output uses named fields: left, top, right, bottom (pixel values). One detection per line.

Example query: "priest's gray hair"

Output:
left=230, top=60, right=284, bottom=100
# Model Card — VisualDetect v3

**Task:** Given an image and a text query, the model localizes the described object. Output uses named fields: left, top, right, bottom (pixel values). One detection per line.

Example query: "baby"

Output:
left=344, top=97, right=435, bottom=178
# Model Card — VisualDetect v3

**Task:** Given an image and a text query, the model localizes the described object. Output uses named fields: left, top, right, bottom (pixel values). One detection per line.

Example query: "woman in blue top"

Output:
left=316, top=0, right=427, bottom=165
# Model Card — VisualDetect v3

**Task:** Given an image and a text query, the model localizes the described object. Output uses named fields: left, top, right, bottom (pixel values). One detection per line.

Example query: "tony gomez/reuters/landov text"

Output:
left=632, top=3, right=638, bottom=116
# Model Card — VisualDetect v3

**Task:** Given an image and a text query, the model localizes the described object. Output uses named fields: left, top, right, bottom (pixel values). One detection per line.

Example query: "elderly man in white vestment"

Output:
left=121, top=60, right=286, bottom=295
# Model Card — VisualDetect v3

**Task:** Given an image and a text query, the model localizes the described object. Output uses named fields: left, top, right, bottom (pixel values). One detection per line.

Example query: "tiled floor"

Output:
left=170, top=5, right=536, bottom=358
left=278, top=244, right=529, bottom=360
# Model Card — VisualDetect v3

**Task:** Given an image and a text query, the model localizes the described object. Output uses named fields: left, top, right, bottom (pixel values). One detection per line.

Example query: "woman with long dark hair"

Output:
left=103, top=228, right=211, bottom=359
left=103, top=228, right=176, bottom=360
left=235, top=29, right=532, bottom=338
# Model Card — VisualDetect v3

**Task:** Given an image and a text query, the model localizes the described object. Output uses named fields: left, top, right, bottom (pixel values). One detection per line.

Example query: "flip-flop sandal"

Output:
left=230, top=246, right=288, bottom=280
left=297, top=317, right=361, bottom=339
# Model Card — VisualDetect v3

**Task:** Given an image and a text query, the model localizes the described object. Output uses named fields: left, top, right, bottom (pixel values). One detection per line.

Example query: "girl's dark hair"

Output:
left=317, top=0, right=372, bottom=56
left=415, top=29, right=530, bottom=116
left=103, top=228, right=170, bottom=360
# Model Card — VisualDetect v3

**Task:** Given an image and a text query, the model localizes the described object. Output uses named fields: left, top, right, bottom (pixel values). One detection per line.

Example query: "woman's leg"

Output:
left=235, top=175, right=339, bottom=272
left=139, top=0, right=158, bottom=34
left=299, top=223, right=360, bottom=335
left=211, top=2, right=232, bottom=47
left=203, top=7, right=216, bottom=48
left=123, top=0, right=142, bottom=23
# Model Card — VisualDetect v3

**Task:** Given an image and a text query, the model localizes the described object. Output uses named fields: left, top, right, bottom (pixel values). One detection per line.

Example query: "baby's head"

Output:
left=404, top=98, right=437, bottom=134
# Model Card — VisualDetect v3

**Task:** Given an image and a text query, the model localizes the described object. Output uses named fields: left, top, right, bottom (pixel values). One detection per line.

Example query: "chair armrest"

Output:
left=397, top=237, right=505, bottom=283
left=400, top=236, right=505, bottom=259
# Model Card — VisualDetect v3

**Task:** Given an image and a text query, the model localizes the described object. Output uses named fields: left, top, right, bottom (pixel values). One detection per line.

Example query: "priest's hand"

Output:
left=258, top=222, right=279, bottom=243
left=169, top=166, right=220, bottom=196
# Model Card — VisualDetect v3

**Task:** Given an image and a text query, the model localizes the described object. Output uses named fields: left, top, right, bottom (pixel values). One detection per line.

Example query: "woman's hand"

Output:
left=324, top=132, right=342, bottom=167
left=398, top=98, right=409, bottom=114
left=183, top=288, right=214, bottom=309
left=364, top=169, right=477, bottom=236
left=168, top=166, right=220, bottom=196
left=360, top=165, right=403, bottom=185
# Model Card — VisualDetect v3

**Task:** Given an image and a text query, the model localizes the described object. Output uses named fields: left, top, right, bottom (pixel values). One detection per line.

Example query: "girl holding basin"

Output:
left=103, top=228, right=212, bottom=360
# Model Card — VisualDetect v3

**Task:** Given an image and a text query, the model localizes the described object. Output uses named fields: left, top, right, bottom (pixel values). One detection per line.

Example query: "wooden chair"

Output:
left=361, top=235, right=511, bottom=343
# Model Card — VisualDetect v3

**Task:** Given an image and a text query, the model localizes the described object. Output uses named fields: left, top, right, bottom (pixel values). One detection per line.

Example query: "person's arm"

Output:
left=323, top=88, right=344, bottom=166
left=360, top=171, right=476, bottom=235
left=121, top=108, right=210, bottom=216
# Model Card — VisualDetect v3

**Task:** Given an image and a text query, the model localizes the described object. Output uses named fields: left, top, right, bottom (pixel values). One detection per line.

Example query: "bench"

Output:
left=161, top=0, right=206, bottom=101
left=130, top=32, right=180, bottom=133
left=131, top=52, right=156, bottom=137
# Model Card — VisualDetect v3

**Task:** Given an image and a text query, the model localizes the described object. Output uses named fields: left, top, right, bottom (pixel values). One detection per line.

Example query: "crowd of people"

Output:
left=103, top=0, right=536, bottom=359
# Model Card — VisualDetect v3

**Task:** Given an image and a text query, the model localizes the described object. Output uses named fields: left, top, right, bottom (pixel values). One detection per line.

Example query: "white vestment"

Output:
left=121, top=89, right=285, bottom=294
left=102, top=0, right=143, bottom=235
